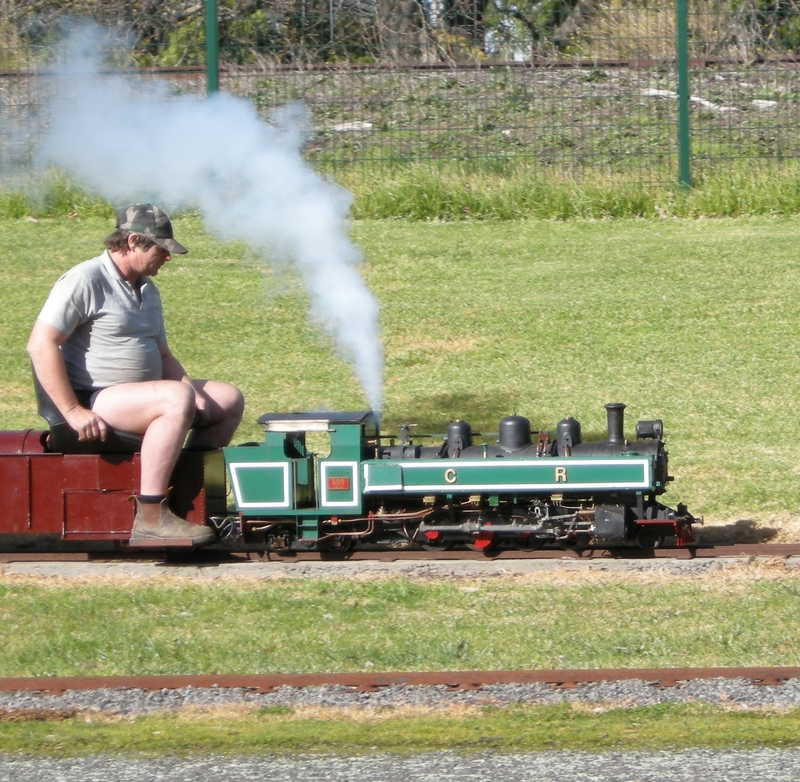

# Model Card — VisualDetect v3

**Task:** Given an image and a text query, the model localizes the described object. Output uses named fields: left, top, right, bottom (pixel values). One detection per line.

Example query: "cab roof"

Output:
left=256, top=411, right=379, bottom=432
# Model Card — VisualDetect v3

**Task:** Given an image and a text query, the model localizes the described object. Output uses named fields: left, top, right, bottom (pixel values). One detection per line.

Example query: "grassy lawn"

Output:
left=3, top=213, right=800, bottom=754
left=2, top=214, right=800, bottom=522
left=2, top=703, right=800, bottom=756
left=2, top=572, right=800, bottom=755
left=1, top=573, right=800, bottom=676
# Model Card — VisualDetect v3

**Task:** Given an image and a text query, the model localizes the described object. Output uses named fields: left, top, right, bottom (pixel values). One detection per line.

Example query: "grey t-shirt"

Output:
left=37, top=250, right=167, bottom=390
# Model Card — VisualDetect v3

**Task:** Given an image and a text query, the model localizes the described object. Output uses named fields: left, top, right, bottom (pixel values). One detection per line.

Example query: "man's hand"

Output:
left=64, top=407, right=109, bottom=442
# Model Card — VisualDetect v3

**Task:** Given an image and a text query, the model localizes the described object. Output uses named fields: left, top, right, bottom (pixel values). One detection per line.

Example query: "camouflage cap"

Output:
left=116, top=203, right=188, bottom=254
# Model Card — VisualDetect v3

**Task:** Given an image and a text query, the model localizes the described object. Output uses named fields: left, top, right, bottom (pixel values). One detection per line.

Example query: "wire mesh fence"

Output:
left=1, top=0, right=799, bottom=184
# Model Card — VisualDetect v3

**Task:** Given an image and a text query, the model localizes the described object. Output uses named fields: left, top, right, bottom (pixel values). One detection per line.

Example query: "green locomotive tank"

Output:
left=221, top=404, right=698, bottom=554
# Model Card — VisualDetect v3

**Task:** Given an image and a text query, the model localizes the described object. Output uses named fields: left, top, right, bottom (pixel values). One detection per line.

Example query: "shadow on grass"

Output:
left=387, top=393, right=626, bottom=444
left=694, top=519, right=779, bottom=545
left=389, top=391, right=524, bottom=433
left=389, top=395, right=623, bottom=435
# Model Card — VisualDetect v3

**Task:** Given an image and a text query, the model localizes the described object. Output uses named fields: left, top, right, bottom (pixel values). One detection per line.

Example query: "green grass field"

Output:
left=3, top=572, right=800, bottom=754
left=2, top=574, right=800, bottom=676
left=3, top=214, right=800, bottom=522
left=2, top=703, right=800, bottom=757
left=3, top=211, right=800, bottom=753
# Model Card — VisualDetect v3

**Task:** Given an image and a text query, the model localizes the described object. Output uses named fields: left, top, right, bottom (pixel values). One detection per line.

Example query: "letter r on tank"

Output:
left=555, top=467, right=567, bottom=482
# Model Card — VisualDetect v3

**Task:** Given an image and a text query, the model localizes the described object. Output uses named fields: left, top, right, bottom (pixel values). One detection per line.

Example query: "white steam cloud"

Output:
left=34, top=24, right=383, bottom=411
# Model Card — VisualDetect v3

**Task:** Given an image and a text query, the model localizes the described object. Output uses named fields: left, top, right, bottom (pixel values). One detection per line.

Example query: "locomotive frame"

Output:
left=0, top=402, right=698, bottom=555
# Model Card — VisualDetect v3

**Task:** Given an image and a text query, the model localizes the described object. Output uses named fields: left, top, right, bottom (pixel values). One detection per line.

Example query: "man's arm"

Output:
left=158, top=342, right=208, bottom=424
left=158, top=342, right=191, bottom=383
left=27, top=320, right=109, bottom=441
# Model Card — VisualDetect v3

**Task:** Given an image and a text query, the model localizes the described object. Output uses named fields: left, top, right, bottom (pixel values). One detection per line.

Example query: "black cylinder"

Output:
left=498, top=415, right=532, bottom=452
left=557, top=417, right=581, bottom=453
left=605, top=403, right=626, bottom=444
left=447, top=419, right=473, bottom=453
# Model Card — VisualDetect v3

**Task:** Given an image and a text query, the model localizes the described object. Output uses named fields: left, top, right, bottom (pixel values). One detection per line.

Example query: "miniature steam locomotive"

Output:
left=0, top=402, right=697, bottom=554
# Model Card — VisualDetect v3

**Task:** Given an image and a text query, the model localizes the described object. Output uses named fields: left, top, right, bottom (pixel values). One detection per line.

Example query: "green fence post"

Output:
left=205, top=0, right=219, bottom=94
left=675, top=0, right=692, bottom=188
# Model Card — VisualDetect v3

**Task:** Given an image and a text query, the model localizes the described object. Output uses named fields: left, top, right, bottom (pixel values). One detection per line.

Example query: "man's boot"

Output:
left=130, top=496, right=215, bottom=545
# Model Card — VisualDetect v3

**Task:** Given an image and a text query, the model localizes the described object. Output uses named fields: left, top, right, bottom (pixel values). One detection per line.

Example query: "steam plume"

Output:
left=33, top=24, right=384, bottom=411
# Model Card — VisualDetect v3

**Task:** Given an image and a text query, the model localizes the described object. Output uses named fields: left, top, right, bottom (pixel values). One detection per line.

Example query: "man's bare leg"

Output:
left=91, top=380, right=195, bottom=496
left=92, top=380, right=215, bottom=542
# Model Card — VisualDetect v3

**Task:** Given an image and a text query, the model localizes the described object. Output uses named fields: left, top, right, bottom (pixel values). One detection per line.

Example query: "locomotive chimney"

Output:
left=605, top=403, right=626, bottom=444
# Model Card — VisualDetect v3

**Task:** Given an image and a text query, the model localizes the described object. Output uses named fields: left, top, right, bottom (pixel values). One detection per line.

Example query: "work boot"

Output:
left=130, top=496, right=216, bottom=545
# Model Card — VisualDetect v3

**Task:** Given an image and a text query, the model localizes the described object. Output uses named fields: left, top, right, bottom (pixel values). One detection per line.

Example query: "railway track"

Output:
left=2, top=542, right=800, bottom=563
left=2, top=667, right=800, bottom=694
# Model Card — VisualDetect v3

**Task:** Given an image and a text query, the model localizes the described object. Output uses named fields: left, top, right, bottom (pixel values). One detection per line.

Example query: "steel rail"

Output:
left=238, top=543, right=800, bottom=561
left=2, top=54, right=799, bottom=80
left=1, top=667, right=799, bottom=694
left=2, top=542, right=800, bottom=564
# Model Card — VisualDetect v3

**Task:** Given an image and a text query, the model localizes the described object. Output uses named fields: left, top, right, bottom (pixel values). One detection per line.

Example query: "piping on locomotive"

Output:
left=0, top=402, right=699, bottom=553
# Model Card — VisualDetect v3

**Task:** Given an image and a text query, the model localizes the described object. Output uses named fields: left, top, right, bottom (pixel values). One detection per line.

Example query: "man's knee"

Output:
left=227, top=385, right=245, bottom=422
left=218, top=384, right=245, bottom=431
left=158, top=381, right=196, bottom=422
left=194, top=380, right=244, bottom=421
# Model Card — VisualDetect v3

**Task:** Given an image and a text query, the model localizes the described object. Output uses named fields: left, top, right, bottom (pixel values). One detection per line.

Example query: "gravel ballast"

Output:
left=2, top=749, right=800, bottom=782
left=2, top=676, right=800, bottom=715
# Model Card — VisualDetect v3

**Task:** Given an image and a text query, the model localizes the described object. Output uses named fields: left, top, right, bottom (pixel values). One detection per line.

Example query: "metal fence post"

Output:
left=205, top=0, right=219, bottom=94
left=675, top=0, right=692, bottom=187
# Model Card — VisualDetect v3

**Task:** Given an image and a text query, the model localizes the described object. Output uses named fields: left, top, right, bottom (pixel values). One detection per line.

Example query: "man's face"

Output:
left=131, top=238, right=171, bottom=277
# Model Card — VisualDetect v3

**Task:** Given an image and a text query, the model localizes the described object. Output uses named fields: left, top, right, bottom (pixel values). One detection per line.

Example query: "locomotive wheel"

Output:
left=636, top=529, right=665, bottom=550
left=419, top=529, right=454, bottom=551
left=516, top=533, right=545, bottom=551
left=468, top=523, right=496, bottom=553
left=318, top=536, right=356, bottom=558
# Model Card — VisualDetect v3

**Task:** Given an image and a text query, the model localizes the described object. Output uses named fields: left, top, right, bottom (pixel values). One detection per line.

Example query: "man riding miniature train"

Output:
left=27, top=204, right=244, bottom=544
